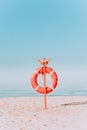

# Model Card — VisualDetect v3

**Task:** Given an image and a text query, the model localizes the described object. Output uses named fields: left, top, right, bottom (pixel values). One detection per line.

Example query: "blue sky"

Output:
left=0, top=0, right=87, bottom=89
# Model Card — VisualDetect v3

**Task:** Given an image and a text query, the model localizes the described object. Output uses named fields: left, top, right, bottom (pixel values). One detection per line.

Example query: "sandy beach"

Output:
left=0, top=96, right=87, bottom=130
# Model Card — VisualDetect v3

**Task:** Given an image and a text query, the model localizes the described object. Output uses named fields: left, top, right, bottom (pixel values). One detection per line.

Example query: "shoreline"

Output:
left=0, top=96, right=87, bottom=130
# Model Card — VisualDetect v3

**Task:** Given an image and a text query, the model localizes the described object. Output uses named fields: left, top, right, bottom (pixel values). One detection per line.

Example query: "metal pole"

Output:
left=43, top=60, right=47, bottom=109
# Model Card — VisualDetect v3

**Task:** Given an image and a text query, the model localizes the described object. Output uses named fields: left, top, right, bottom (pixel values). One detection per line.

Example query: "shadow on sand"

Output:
left=61, top=101, right=87, bottom=106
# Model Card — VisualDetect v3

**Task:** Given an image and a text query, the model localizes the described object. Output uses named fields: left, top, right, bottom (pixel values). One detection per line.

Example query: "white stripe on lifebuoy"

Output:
left=49, top=85, right=54, bottom=90
left=34, top=85, right=39, bottom=91
left=31, top=70, right=38, bottom=78
left=49, top=70, right=54, bottom=76
left=34, top=70, right=39, bottom=75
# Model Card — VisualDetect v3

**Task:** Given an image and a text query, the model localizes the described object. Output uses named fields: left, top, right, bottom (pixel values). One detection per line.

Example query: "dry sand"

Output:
left=0, top=96, right=87, bottom=130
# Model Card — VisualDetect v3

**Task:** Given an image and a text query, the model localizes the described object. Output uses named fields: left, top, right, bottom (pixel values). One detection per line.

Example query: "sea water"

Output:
left=0, top=85, right=87, bottom=97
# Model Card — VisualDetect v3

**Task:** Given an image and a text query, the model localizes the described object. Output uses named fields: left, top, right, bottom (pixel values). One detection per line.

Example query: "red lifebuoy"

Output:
left=31, top=67, right=58, bottom=94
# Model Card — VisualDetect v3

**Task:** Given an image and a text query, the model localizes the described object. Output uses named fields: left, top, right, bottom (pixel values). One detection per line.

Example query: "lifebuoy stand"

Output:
left=43, top=59, right=47, bottom=109
left=38, top=58, right=49, bottom=109
left=31, top=58, right=58, bottom=110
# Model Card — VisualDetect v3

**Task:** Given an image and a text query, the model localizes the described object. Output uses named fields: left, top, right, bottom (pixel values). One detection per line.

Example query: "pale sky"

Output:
left=0, top=0, right=87, bottom=90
